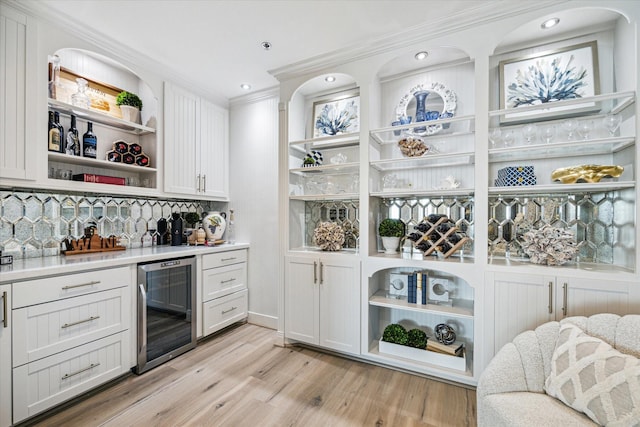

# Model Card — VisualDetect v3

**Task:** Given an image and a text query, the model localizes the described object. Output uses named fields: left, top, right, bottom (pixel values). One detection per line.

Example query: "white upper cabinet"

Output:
left=0, top=4, right=37, bottom=181
left=164, top=82, right=229, bottom=200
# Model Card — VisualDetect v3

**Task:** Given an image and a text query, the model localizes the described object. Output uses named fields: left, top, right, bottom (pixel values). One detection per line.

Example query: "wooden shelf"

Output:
left=369, top=290, right=474, bottom=319
left=48, top=152, right=157, bottom=174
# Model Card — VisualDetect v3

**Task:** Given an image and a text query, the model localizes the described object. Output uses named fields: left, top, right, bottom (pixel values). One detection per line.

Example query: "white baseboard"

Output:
left=247, top=311, right=277, bottom=330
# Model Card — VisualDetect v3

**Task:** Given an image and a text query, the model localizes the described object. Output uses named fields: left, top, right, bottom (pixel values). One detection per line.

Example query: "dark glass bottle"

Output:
left=66, top=115, right=80, bottom=156
left=54, top=112, right=64, bottom=146
left=407, top=232, right=422, bottom=242
left=48, top=111, right=62, bottom=152
left=415, top=222, right=430, bottom=233
left=82, top=121, right=97, bottom=158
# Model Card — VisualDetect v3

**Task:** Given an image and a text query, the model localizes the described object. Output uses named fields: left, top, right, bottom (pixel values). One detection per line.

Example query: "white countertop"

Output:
left=0, top=243, right=250, bottom=283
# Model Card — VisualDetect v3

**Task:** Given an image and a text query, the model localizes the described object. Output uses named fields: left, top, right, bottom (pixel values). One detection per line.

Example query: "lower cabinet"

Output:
left=0, top=285, right=11, bottom=427
left=201, top=249, right=248, bottom=337
left=10, top=267, right=131, bottom=424
left=491, top=272, right=639, bottom=354
left=284, top=254, right=360, bottom=355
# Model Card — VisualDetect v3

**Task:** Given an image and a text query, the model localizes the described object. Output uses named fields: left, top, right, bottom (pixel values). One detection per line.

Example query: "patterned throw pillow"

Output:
left=545, top=323, right=640, bottom=426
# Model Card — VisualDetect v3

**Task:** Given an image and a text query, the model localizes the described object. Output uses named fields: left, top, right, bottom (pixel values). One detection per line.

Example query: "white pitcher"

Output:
left=203, top=211, right=226, bottom=242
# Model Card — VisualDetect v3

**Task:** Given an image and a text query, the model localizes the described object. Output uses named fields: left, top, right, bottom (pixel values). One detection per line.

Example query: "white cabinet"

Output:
left=11, top=267, right=131, bottom=423
left=285, top=254, right=360, bottom=355
left=491, top=272, right=638, bottom=354
left=164, top=82, right=228, bottom=199
left=0, top=4, right=37, bottom=181
left=201, top=249, right=248, bottom=337
left=0, top=285, right=11, bottom=427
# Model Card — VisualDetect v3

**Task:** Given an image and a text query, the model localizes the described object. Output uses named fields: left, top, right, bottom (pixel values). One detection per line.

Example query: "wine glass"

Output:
left=502, top=129, right=515, bottom=147
left=602, top=114, right=622, bottom=137
left=541, top=125, right=556, bottom=144
left=562, top=119, right=578, bottom=141
left=488, top=128, right=502, bottom=148
left=521, top=123, right=537, bottom=144
left=577, top=120, right=593, bottom=140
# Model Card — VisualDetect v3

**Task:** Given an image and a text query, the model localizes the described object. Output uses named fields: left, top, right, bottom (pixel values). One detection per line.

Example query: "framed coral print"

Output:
left=499, top=41, right=600, bottom=123
left=312, top=93, right=360, bottom=138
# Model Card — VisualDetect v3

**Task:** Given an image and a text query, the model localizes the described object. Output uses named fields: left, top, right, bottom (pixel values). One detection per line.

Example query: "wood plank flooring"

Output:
left=26, top=324, right=476, bottom=427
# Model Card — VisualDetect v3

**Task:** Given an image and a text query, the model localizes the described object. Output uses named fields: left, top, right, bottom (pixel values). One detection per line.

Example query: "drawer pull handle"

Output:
left=220, top=278, right=236, bottom=284
left=62, top=281, right=101, bottom=290
left=61, top=362, right=100, bottom=380
left=2, top=291, right=7, bottom=328
left=222, top=306, right=237, bottom=315
left=221, top=257, right=237, bottom=262
left=61, top=315, right=100, bottom=329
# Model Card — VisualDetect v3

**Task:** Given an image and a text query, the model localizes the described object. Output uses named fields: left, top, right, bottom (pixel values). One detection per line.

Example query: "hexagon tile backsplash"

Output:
left=0, top=190, right=223, bottom=259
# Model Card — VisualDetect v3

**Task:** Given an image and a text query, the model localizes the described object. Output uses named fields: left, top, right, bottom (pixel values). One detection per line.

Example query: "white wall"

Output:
left=229, top=91, right=280, bottom=329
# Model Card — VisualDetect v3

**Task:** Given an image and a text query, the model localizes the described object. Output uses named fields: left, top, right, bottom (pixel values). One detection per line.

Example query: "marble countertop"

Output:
left=0, top=243, right=250, bottom=283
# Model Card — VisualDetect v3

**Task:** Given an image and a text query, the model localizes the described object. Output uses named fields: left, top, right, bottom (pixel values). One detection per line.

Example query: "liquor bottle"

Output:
left=66, top=115, right=80, bottom=156
left=227, top=209, right=236, bottom=244
left=48, top=111, right=62, bottom=152
left=82, top=121, right=97, bottom=158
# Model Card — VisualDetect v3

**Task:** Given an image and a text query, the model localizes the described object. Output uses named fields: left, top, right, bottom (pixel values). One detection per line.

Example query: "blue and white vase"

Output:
left=413, top=90, right=429, bottom=133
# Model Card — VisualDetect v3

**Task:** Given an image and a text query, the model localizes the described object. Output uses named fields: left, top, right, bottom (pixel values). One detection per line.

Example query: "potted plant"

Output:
left=116, top=91, right=143, bottom=123
left=378, top=218, right=405, bottom=254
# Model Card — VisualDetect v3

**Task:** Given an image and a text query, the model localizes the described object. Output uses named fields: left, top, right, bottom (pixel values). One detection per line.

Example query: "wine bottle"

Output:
left=227, top=209, right=236, bottom=244
left=82, top=121, right=97, bottom=158
left=54, top=112, right=64, bottom=146
left=48, top=111, right=62, bottom=152
left=66, top=115, right=80, bottom=156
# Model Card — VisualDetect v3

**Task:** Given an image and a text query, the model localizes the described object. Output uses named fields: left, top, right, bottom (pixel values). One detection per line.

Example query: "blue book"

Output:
left=421, top=273, right=428, bottom=304
left=408, top=273, right=417, bottom=304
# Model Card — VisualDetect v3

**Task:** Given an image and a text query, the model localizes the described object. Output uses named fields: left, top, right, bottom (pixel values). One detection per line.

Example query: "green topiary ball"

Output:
left=407, top=328, right=428, bottom=349
left=382, top=323, right=408, bottom=345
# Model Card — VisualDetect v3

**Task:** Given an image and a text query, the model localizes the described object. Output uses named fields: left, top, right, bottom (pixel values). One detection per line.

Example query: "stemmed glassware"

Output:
left=541, top=125, right=556, bottom=144
left=602, top=114, right=622, bottom=137
left=562, top=119, right=578, bottom=141
left=521, top=123, right=537, bottom=144
left=502, top=129, right=515, bottom=147
left=577, top=120, right=593, bottom=140
left=489, top=128, right=502, bottom=148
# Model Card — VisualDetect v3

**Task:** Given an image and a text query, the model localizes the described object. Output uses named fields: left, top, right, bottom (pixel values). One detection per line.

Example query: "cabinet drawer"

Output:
left=13, top=287, right=130, bottom=367
left=13, top=331, right=129, bottom=423
left=203, top=262, right=247, bottom=301
left=202, top=249, right=247, bottom=269
left=13, top=266, right=130, bottom=308
left=203, top=289, right=248, bottom=337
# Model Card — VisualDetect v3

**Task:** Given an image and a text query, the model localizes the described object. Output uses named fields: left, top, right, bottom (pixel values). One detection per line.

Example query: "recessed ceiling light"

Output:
left=261, top=41, right=272, bottom=50
left=541, top=18, right=560, bottom=30
left=414, top=51, right=429, bottom=61
left=325, top=76, right=336, bottom=83
left=240, top=83, right=251, bottom=90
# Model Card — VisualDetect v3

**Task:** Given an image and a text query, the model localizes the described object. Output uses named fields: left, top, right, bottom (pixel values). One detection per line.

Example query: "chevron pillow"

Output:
left=545, top=323, right=640, bottom=426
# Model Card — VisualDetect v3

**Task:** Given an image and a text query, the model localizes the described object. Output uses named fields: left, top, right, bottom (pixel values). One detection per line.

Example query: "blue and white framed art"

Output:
left=499, top=41, right=600, bottom=123
left=312, top=92, right=360, bottom=138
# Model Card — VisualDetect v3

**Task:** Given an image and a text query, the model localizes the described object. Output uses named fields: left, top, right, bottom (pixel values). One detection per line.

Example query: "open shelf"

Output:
left=369, top=290, right=473, bottom=319
left=48, top=98, right=156, bottom=135
left=488, top=181, right=635, bottom=195
left=370, top=114, right=475, bottom=145
left=371, top=188, right=474, bottom=198
left=370, top=153, right=474, bottom=171
left=289, top=133, right=359, bottom=150
left=48, top=152, right=157, bottom=173
left=289, top=162, right=359, bottom=175
left=289, top=193, right=359, bottom=201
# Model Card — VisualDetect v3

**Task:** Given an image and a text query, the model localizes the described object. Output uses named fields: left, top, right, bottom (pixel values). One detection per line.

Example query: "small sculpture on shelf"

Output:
left=520, top=225, right=578, bottom=266
left=313, top=221, right=345, bottom=251
left=551, top=164, right=624, bottom=184
left=434, top=323, right=457, bottom=345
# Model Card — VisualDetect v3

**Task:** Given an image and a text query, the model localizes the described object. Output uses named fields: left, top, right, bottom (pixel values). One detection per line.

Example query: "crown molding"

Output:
left=229, top=86, right=280, bottom=107
left=5, top=0, right=229, bottom=107
left=268, top=0, right=567, bottom=82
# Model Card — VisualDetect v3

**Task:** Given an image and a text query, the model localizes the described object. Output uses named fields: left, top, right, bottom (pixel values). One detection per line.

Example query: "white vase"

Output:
left=203, top=211, right=227, bottom=242
left=120, top=105, right=141, bottom=124
left=381, top=236, right=400, bottom=254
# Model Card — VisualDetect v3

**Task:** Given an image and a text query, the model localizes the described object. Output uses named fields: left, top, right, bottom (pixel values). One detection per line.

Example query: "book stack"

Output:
left=407, top=272, right=427, bottom=304
left=72, top=173, right=125, bottom=185
left=427, top=339, right=464, bottom=357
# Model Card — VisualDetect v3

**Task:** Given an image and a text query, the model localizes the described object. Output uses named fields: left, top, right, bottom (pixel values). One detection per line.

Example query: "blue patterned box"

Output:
left=495, top=166, right=536, bottom=186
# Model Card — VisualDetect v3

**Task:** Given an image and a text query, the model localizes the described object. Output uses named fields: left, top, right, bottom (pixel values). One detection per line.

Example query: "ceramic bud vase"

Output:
left=203, top=211, right=227, bottom=242
left=413, top=90, right=429, bottom=133
left=120, top=105, right=141, bottom=124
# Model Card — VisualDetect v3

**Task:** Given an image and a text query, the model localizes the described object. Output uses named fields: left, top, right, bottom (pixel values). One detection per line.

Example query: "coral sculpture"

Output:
left=313, top=221, right=345, bottom=251
left=520, top=225, right=578, bottom=265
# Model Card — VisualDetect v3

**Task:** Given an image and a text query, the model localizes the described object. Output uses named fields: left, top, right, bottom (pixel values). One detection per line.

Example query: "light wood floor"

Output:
left=26, top=324, right=477, bottom=427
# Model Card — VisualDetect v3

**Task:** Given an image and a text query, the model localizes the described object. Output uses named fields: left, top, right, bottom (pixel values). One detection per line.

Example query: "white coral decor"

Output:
left=521, top=225, right=578, bottom=266
left=313, top=221, right=345, bottom=251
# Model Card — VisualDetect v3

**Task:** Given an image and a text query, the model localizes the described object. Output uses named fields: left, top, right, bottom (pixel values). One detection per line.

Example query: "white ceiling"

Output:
left=34, top=1, right=622, bottom=102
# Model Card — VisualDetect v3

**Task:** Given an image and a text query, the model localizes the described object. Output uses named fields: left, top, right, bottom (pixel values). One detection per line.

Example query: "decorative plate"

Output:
left=395, top=82, right=457, bottom=136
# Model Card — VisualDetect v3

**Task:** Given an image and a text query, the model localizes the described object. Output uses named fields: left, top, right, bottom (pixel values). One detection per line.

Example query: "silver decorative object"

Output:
left=520, top=225, right=578, bottom=266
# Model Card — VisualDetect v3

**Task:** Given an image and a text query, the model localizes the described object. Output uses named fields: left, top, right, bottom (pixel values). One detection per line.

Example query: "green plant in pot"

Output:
left=407, top=328, right=428, bottom=349
left=382, top=323, right=408, bottom=345
left=116, top=90, right=143, bottom=123
left=184, top=212, right=201, bottom=228
left=378, top=218, right=405, bottom=254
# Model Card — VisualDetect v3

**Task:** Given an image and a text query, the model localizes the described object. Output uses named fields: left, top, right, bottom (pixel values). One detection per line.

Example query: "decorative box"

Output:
left=495, top=166, right=536, bottom=186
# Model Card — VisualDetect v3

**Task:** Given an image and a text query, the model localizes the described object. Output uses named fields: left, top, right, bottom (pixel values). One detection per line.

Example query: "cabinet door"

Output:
left=199, top=99, right=229, bottom=199
left=493, top=273, right=554, bottom=354
left=318, top=257, right=360, bottom=355
left=557, top=277, right=636, bottom=319
left=164, top=82, right=199, bottom=195
left=284, top=256, right=319, bottom=345
left=0, top=5, right=36, bottom=181
left=0, top=285, right=11, bottom=427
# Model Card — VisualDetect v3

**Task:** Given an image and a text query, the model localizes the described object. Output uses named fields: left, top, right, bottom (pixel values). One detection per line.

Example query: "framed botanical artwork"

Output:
left=312, top=92, right=360, bottom=138
left=499, top=41, right=600, bottom=122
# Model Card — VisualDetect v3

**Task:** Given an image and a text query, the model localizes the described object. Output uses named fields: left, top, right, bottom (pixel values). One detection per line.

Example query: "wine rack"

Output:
left=407, top=214, right=469, bottom=258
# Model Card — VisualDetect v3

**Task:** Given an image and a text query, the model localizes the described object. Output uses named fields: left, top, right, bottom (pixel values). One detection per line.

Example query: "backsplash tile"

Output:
left=0, top=190, right=224, bottom=259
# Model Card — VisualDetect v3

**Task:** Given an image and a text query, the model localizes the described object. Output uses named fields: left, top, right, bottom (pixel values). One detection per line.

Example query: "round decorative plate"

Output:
left=395, top=82, right=457, bottom=136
